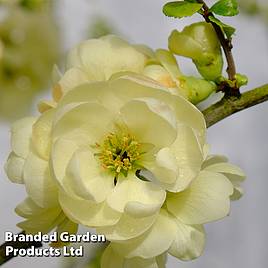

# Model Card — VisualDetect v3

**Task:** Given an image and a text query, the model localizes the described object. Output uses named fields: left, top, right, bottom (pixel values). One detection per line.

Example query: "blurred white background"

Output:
left=1, top=0, right=268, bottom=267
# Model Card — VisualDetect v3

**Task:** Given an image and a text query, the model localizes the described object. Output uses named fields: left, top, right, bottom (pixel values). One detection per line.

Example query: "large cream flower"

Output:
left=6, top=73, right=207, bottom=230
left=5, top=35, right=245, bottom=267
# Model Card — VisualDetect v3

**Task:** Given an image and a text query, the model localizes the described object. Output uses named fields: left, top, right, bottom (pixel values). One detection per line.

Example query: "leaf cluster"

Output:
left=163, top=0, right=239, bottom=39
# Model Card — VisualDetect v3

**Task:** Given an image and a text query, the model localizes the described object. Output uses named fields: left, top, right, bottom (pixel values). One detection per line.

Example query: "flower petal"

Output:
left=77, top=35, right=147, bottom=81
left=52, top=102, right=115, bottom=143
left=15, top=198, right=64, bottom=234
left=111, top=209, right=176, bottom=259
left=110, top=75, right=206, bottom=145
left=120, top=98, right=177, bottom=148
left=11, top=117, right=36, bottom=158
left=59, top=190, right=121, bottom=227
left=145, top=125, right=203, bottom=192
left=23, top=152, right=58, bottom=208
left=5, top=152, right=25, bottom=184
left=202, top=155, right=228, bottom=168
left=58, top=67, right=89, bottom=94
left=168, top=220, right=205, bottom=261
left=32, top=109, right=54, bottom=160
left=97, top=212, right=158, bottom=241
left=101, top=245, right=124, bottom=268
left=51, top=136, right=88, bottom=185
left=15, top=197, right=45, bottom=218
left=106, top=177, right=166, bottom=218
left=51, top=217, right=78, bottom=247
left=168, top=125, right=204, bottom=192
left=167, top=170, right=233, bottom=224
left=63, top=149, right=114, bottom=203
left=142, top=147, right=178, bottom=185
left=101, top=245, right=166, bottom=268
left=203, top=160, right=246, bottom=200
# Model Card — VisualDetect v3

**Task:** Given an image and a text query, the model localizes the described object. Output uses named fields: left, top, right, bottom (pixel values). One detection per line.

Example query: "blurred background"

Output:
left=0, top=0, right=268, bottom=267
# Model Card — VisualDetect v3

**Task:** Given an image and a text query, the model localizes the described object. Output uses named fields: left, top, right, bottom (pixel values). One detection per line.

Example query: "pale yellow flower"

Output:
left=5, top=36, right=245, bottom=266
left=5, top=72, right=204, bottom=234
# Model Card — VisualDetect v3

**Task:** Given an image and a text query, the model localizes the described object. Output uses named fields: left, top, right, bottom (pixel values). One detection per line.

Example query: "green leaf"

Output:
left=235, top=73, right=248, bottom=87
left=163, top=1, right=203, bottom=18
left=210, top=0, right=239, bottom=16
left=209, top=16, right=236, bottom=38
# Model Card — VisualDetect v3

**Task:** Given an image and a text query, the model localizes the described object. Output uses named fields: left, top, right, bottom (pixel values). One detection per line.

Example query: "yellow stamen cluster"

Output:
left=96, top=132, right=141, bottom=177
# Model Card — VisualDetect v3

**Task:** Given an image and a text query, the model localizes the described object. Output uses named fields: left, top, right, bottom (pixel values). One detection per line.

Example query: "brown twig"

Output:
left=203, top=84, right=268, bottom=127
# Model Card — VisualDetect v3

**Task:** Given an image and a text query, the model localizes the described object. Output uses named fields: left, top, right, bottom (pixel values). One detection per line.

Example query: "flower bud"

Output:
left=169, top=22, right=223, bottom=81
left=178, top=75, right=217, bottom=104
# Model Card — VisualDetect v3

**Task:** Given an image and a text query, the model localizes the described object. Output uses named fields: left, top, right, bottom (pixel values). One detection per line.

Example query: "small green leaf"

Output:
left=235, top=73, right=248, bottom=87
left=209, top=16, right=236, bottom=38
left=163, top=1, right=203, bottom=18
left=210, top=0, right=239, bottom=16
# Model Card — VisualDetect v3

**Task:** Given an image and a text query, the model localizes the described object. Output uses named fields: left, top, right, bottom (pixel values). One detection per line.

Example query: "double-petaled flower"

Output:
left=5, top=35, right=245, bottom=267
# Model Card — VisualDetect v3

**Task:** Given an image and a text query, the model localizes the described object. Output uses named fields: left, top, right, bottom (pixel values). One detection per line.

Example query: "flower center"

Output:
left=96, top=131, right=141, bottom=178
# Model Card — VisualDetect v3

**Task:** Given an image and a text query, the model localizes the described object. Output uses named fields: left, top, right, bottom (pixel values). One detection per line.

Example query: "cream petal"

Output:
left=101, top=245, right=166, bottom=268
left=32, top=109, right=54, bottom=160
left=167, top=125, right=204, bottom=192
left=66, top=45, right=82, bottom=69
left=57, top=81, right=108, bottom=107
left=77, top=35, right=147, bottom=81
left=120, top=98, right=177, bottom=148
left=52, top=102, right=115, bottom=142
left=167, top=170, right=233, bottom=225
left=142, top=147, right=178, bottom=185
left=111, top=209, right=176, bottom=259
left=15, top=197, right=45, bottom=218
left=51, top=217, right=79, bottom=247
left=155, top=49, right=183, bottom=79
left=203, top=161, right=246, bottom=201
left=51, top=136, right=87, bottom=185
left=17, top=212, right=64, bottom=234
left=23, top=152, right=58, bottom=208
left=97, top=212, right=158, bottom=241
left=101, top=245, right=125, bottom=268
left=204, top=162, right=245, bottom=177
left=109, top=75, right=206, bottom=145
left=106, top=177, right=166, bottom=218
left=58, top=67, right=89, bottom=94
left=202, top=155, right=228, bottom=168
left=59, top=190, right=121, bottom=227
left=63, top=149, right=114, bottom=203
left=133, top=44, right=156, bottom=59
left=11, top=117, right=36, bottom=158
left=15, top=198, right=64, bottom=234
left=124, top=256, right=165, bottom=268
left=146, top=125, right=203, bottom=192
left=168, top=220, right=205, bottom=261
left=143, top=65, right=177, bottom=89
left=5, top=152, right=25, bottom=184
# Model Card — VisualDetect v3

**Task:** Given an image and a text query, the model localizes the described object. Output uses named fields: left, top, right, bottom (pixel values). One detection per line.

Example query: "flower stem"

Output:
left=0, top=232, right=42, bottom=266
left=203, top=84, right=268, bottom=127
